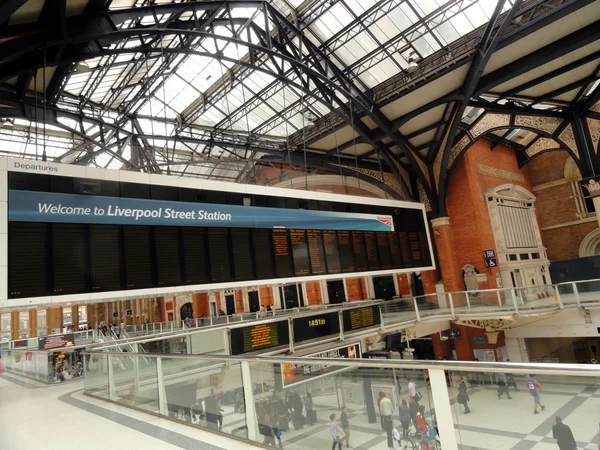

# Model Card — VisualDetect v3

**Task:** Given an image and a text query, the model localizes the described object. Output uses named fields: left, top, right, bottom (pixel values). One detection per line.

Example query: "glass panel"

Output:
left=85, top=353, right=110, bottom=398
left=63, top=308, right=73, bottom=325
left=78, top=305, right=88, bottom=323
left=37, top=310, right=47, bottom=337
left=574, top=279, right=600, bottom=305
left=18, top=311, right=30, bottom=338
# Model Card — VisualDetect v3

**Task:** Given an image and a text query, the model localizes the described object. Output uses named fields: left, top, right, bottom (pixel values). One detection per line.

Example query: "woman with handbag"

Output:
left=329, top=413, right=345, bottom=450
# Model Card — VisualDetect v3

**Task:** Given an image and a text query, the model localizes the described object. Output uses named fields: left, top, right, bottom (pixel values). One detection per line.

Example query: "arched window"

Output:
left=579, top=229, right=600, bottom=257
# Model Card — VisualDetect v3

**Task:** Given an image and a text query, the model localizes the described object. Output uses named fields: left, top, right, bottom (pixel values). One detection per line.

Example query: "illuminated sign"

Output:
left=38, top=333, right=74, bottom=351
left=292, top=312, right=340, bottom=342
left=342, top=305, right=381, bottom=332
left=230, top=321, right=290, bottom=355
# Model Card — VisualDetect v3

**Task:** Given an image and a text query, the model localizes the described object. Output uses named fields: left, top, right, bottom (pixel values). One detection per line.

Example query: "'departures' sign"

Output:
left=9, top=190, right=394, bottom=232
left=38, top=333, right=74, bottom=351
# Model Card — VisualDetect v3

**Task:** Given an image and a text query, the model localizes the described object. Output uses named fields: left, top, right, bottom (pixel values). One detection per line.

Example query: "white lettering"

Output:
left=198, top=210, right=232, bottom=221
left=38, top=203, right=91, bottom=216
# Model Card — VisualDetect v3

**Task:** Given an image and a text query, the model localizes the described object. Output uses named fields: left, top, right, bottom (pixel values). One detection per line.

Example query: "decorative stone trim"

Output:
left=525, top=137, right=561, bottom=158
left=585, top=179, right=600, bottom=198
left=591, top=100, right=600, bottom=113
left=586, top=117, right=600, bottom=154
left=471, top=113, right=510, bottom=137
left=417, top=179, right=432, bottom=212
left=541, top=216, right=597, bottom=231
left=478, top=164, right=525, bottom=183
left=514, top=115, right=562, bottom=135
left=447, top=135, right=471, bottom=169
left=431, top=217, right=450, bottom=227
left=579, top=228, right=600, bottom=257
left=558, top=124, right=580, bottom=159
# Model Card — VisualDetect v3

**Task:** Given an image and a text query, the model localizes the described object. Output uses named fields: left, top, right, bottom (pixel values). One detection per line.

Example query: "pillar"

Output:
left=10, top=310, right=18, bottom=340
left=587, top=179, right=600, bottom=227
left=430, top=217, right=464, bottom=293
left=30, top=310, right=37, bottom=337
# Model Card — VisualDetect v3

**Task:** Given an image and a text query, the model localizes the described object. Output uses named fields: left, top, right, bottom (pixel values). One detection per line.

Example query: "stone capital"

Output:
left=430, top=216, right=450, bottom=227
left=585, top=179, right=600, bottom=198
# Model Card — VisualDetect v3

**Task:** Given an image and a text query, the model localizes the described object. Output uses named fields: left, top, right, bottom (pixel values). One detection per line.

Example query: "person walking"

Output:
left=377, top=391, right=385, bottom=429
left=458, top=376, right=471, bottom=414
left=409, top=396, right=420, bottom=430
left=340, top=406, right=351, bottom=448
left=380, top=392, right=394, bottom=450
left=552, top=416, right=576, bottom=450
left=305, top=393, right=316, bottom=425
left=399, top=399, right=411, bottom=438
left=408, top=378, right=418, bottom=403
left=496, top=372, right=512, bottom=399
left=329, top=414, right=345, bottom=450
left=527, top=374, right=545, bottom=414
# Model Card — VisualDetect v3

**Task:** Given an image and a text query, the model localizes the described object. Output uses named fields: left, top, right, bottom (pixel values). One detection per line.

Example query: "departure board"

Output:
left=230, top=321, right=290, bottom=355
left=89, top=225, right=123, bottom=292
left=351, top=231, right=368, bottom=271
left=376, top=231, right=392, bottom=270
left=290, top=229, right=311, bottom=276
left=388, top=232, right=404, bottom=269
left=409, top=232, right=423, bottom=265
left=398, top=232, right=413, bottom=267
left=123, top=225, right=154, bottom=289
left=337, top=231, right=355, bottom=273
left=419, top=232, right=432, bottom=266
left=207, top=228, right=232, bottom=282
left=293, top=312, right=340, bottom=342
left=272, top=229, right=294, bottom=278
left=181, top=227, right=210, bottom=284
left=252, top=229, right=275, bottom=279
left=231, top=228, right=254, bottom=281
left=342, top=305, right=381, bottom=332
left=154, top=226, right=182, bottom=287
left=323, top=230, right=342, bottom=274
left=307, top=230, right=327, bottom=275
left=364, top=231, right=380, bottom=270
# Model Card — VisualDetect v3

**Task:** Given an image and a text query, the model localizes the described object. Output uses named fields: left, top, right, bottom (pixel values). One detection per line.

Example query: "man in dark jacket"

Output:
left=552, top=416, right=576, bottom=450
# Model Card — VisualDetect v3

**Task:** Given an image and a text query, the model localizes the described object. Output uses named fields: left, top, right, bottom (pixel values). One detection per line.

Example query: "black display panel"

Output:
left=9, top=222, right=49, bottom=298
left=398, top=232, right=413, bottom=267
left=230, top=321, right=290, bottom=355
left=290, top=229, right=311, bottom=276
left=376, top=232, right=392, bottom=270
left=364, top=231, right=380, bottom=270
left=123, top=226, right=154, bottom=289
left=337, top=231, right=355, bottom=273
left=351, top=231, right=368, bottom=271
left=207, top=228, right=232, bottom=283
left=231, top=228, right=254, bottom=281
left=89, top=225, right=124, bottom=292
left=252, top=229, right=275, bottom=280
left=388, top=232, right=404, bottom=269
left=419, top=232, right=432, bottom=266
left=307, top=230, right=327, bottom=275
left=272, top=229, right=293, bottom=278
left=293, top=312, right=340, bottom=342
left=154, top=226, right=182, bottom=287
left=342, top=305, right=381, bottom=332
left=51, top=223, right=88, bottom=295
left=181, top=227, right=209, bottom=284
left=323, top=230, right=342, bottom=274
left=409, top=232, right=423, bottom=266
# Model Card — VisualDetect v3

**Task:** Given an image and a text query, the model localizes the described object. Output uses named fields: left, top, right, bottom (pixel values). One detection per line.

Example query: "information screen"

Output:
left=376, top=231, right=392, bottom=270
left=398, top=232, right=413, bottom=267
left=293, top=311, right=340, bottom=342
left=230, top=321, right=290, bottom=355
left=272, top=229, right=294, bottom=278
left=351, top=231, right=368, bottom=271
left=337, top=231, right=355, bottom=273
left=307, top=230, right=327, bottom=275
left=342, top=305, right=381, bottom=332
left=323, top=230, right=342, bottom=274
left=231, top=228, right=254, bottom=281
left=290, top=229, right=311, bottom=276
left=181, top=227, right=209, bottom=284
left=154, top=226, right=182, bottom=287
left=409, top=232, right=423, bottom=266
left=207, top=228, right=232, bottom=282
left=123, top=225, right=154, bottom=289
left=388, top=232, right=404, bottom=269
left=364, top=231, right=380, bottom=270
left=419, top=232, right=432, bottom=266
left=252, top=229, right=275, bottom=280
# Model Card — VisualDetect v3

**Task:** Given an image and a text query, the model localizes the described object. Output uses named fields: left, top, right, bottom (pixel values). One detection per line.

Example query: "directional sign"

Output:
left=448, top=329, right=462, bottom=339
left=485, top=258, right=497, bottom=268
left=483, top=249, right=495, bottom=259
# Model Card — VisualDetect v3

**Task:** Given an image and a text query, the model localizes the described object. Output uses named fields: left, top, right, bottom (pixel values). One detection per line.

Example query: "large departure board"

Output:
left=337, top=231, right=355, bottom=273
left=154, top=226, right=182, bottom=287
left=272, top=229, right=294, bottom=278
left=181, top=227, right=209, bottom=284
left=398, top=232, right=413, bottom=267
left=388, top=232, right=404, bottom=269
left=252, top=229, right=275, bottom=280
left=351, top=231, right=368, bottom=271
left=207, top=228, right=232, bottom=282
left=290, top=229, right=311, bottom=276
left=89, top=224, right=123, bottom=292
left=123, top=225, right=154, bottom=289
left=307, top=230, right=327, bottom=275
left=323, top=231, right=342, bottom=274
left=293, top=312, right=340, bottom=342
left=342, top=305, right=381, bottom=332
left=231, top=228, right=254, bottom=281
left=376, top=231, right=392, bottom=270
left=364, top=231, right=380, bottom=270
left=230, top=321, right=290, bottom=355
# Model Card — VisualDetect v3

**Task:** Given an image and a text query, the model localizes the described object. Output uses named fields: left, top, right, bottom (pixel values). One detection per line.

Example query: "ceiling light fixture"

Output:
left=75, top=61, right=92, bottom=73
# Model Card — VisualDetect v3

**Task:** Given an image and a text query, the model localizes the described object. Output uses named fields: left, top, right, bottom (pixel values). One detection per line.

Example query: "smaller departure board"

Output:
left=252, top=229, right=275, bottom=279
left=342, top=305, right=381, bottom=332
left=290, top=229, right=311, bottom=276
left=351, top=231, right=368, bottom=271
left=293, top=312, right=340, bottom=342
left=307, top=230, right=327, bottom=275
left=388, top=232, right=404, bottom=269
left=337, top=231, right=355, bottom=272
left=364, top=231, right=380, bottom=270
left=272, top=229, right=294, bottom=278
left=419, top=232, right=432, bottom=266
left=408, top=232, right=423, bottom=265
left=376, top=232, right=392, bottom=270
left=323, top=230, right=342, bottom=274
left=230, top=321, right=290, bottom=355
left=398, top=232, right=413, bottom=267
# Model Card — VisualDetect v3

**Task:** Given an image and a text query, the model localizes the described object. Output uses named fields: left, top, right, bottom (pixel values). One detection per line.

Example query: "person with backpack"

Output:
left=399, top=399, right=411, bottom=438
left=527, top=374, right=546, bottom=414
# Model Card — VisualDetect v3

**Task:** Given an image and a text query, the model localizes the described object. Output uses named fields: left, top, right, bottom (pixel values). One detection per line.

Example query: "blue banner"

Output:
left=8, top=190, right=394, bottom=231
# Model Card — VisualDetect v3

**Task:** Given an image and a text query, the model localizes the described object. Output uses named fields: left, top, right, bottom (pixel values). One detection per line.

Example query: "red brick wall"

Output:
left=193, top=293, right=210, bottom=317
left=305, top=281, right=322, bottom=305
left=346, top=277, right=367, bottom=301
left=259, top=287, right=274, bottom=307
left=396, top=273, right=410, bottom=296
left=452, top=325, right=506, bottom=361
